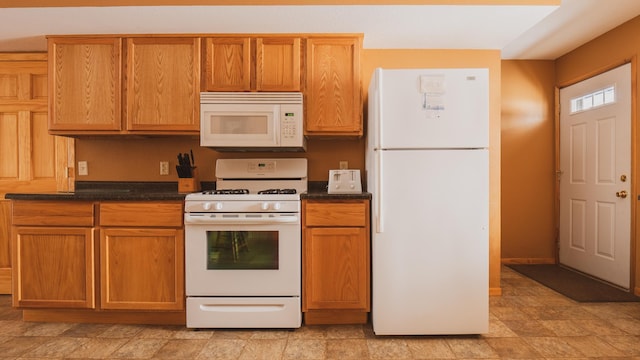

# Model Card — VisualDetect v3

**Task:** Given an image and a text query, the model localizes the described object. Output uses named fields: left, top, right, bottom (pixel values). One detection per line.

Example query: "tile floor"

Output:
left=1, top=266, right=640, bottom=359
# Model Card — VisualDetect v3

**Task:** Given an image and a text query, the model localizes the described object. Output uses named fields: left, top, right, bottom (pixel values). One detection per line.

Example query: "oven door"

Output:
left=184, top=213, right=300, bottom=296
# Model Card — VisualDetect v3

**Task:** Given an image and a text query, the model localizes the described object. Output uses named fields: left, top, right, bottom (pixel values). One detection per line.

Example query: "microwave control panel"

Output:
left=280, top=104, right=302, bottom=146
left=282, top=113, right=298, bottom=139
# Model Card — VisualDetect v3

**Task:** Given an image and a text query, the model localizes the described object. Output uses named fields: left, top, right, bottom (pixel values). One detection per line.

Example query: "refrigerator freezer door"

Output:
left=371, top=149, right=489, bottom=335
left=372, top=68, right=489, bottom=150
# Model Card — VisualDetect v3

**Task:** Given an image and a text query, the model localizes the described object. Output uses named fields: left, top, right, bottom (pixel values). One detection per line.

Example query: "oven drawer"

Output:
left=186, top=297, right=301, bottom=328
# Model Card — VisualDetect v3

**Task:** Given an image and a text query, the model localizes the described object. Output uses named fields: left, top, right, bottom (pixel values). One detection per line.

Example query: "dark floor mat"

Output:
left=506, top=264, right=640, bottom=302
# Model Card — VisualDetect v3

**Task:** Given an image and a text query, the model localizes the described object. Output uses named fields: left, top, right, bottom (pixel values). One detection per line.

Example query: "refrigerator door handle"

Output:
left=374, top=86, right=381, bottom=148
left=376, top=151, right=384, bottom=233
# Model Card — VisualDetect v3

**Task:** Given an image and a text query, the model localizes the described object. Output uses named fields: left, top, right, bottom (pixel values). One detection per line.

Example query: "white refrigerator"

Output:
left=366, top=68, right=489, bottom=335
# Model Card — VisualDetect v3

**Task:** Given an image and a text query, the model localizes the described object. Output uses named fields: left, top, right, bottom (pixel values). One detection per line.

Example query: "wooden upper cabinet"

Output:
left=125, top=37, right=201, bottom=132
left=305, top=36, right=362, bottom=136
left=203, top=37, right=251, bottom=91
left=48, top=37, right=122, bottom=132
left=256, top=37, right=301, bottom=91
left=203, top=36, right=301, bottom=92
left=48, top=35, right=200, bottom=135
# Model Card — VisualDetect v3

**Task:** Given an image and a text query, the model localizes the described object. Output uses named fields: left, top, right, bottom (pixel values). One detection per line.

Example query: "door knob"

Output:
left=616, top=190, right=628, bottom=198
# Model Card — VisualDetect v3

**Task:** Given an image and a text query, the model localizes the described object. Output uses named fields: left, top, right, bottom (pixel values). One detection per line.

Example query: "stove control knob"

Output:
left=202, top=202, right=212, bottom=211
left=215, top=202, right=224, bottom=210
left=273, top=202, right=282, bottom=210
left=261, top=202, right=270, bottom=210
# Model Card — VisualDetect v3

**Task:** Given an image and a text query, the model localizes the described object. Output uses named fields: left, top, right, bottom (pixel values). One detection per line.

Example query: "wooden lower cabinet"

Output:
left=100, top=227, right=184, bottom=310
left=0, top=200, right=12, bottom=294
left=99, top=202, right=184, bottom=312
left=302, top=199, right=370, bottom=324
left=11, top=200, right=185, bottom=325
left=11, top=201, right=96, bottom=309
left=13, top=226, right=95, bottom=309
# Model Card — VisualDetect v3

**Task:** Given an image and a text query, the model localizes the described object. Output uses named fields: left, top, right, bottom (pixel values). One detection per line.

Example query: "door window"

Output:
left=570, top=85, right=615, bottom=113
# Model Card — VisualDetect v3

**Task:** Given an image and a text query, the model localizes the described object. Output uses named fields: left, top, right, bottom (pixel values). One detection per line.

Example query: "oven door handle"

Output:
left=184, top=214, right=299, bottom=225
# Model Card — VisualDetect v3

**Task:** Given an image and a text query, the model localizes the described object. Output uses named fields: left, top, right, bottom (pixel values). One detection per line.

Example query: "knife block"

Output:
left=178, top=168, right=200, bottom=193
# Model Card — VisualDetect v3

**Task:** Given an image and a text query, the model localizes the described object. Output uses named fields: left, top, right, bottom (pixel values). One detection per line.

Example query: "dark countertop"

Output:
left=4, top=181, right=371, bottom=201
left=3, top=181, right=195, bottom=201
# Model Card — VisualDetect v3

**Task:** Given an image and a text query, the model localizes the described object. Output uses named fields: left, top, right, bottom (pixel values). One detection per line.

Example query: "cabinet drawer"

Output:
left=304, top=201, right=367, bottom=227
left=99, top=202, right=183, bottom=227
left=12, top=201, right=94, bottom=226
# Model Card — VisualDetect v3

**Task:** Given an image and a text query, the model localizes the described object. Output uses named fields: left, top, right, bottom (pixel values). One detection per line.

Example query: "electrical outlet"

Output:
left=78, top=161, right=88, bottom=176
left=339, top=161, right=349, bottom=169
left=160, top=161, right=170, bottom=176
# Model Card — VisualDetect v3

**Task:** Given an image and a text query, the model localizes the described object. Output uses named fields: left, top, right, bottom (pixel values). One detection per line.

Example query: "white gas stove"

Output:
left=184, top=158, right=307, bottom=329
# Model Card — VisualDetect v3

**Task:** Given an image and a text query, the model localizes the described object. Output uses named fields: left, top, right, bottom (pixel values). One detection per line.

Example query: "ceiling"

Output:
left=1, top=0, right=640, bottom=59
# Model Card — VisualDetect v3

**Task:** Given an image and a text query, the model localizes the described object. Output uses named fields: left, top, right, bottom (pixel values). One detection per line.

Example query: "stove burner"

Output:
left=206, top=189, right=250, bottom=195
left=257, top=188, right=297, bottom=195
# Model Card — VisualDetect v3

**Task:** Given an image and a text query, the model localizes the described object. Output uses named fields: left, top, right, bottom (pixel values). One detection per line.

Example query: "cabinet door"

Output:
left=12, top=227, right=95, bottom=309
left=125, top=37, right=200, bottom=132
left=0, top=201, right=9, bottom=294
left=256, top=37, right=301, bottom=91
left=305, top=37, right=362, bottom=136
left=203, top=37, right=251, bottom=91
left=48, top=37, right=122, bottom=131
left=100, top=228, right=184, bottom=310
left=303, top=227, right=369, bottom=311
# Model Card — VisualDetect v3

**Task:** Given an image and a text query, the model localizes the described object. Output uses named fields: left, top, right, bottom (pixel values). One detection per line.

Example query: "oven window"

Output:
left=206, top=230, right=278, bottom=270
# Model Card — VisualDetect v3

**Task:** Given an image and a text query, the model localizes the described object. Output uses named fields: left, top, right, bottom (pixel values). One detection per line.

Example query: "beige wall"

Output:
left=500, top=60, right=556, bottom=263
left=555, top=15, right=640, bottom=294
left=75, top=137, right=364, bottom=183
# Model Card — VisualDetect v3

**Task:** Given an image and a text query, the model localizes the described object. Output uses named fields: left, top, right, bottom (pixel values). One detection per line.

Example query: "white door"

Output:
left=559, top=63, right=631, bottom=289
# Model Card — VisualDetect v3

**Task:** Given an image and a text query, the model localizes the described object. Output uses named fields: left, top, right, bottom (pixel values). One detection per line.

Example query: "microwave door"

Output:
left=201, top=107, right=278, bottom=148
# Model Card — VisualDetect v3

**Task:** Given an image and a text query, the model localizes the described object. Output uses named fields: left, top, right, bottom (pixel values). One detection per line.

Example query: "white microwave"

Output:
left=200, top=92, right=305, bottom=151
